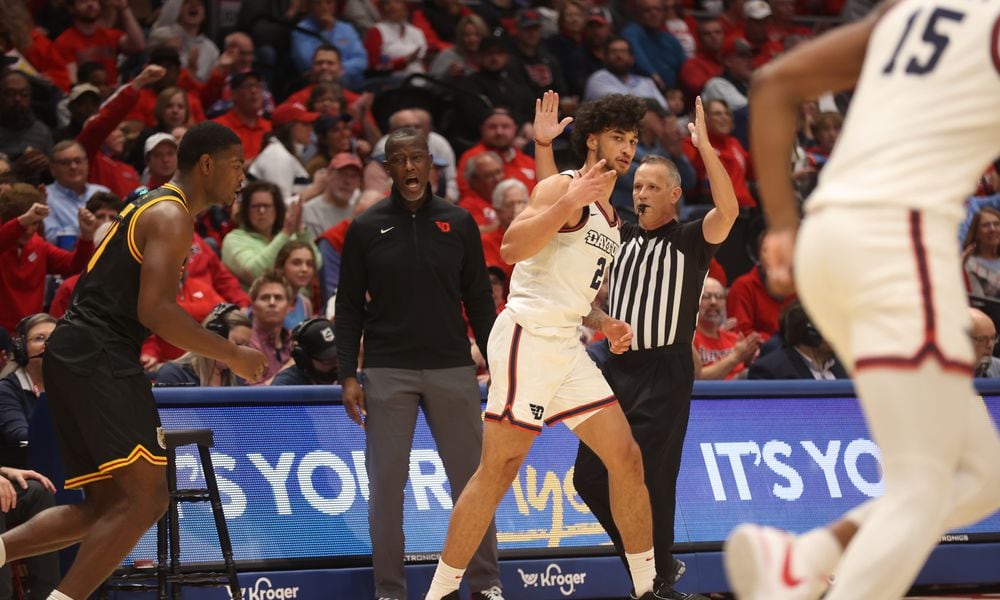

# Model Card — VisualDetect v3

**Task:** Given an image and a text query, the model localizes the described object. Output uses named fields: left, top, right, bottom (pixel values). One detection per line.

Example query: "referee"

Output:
left=573, top=97, right=739, bottom=600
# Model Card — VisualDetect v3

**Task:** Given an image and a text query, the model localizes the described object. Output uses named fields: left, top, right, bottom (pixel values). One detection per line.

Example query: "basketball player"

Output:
left=724, top=1, right=1000, bottom=599
left=0, top=122, right=268, bottom=600
left=424, top=94, right=660, bottom=600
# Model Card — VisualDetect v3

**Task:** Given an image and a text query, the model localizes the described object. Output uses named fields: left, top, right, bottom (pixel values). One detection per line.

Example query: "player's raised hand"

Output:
left=687, top=96, right=710, bottom=150
left=229, top=346, right=268, bottom=383
left=566, top=159, right=617, bottom=209
left=761, top=228, right=797, bottom=296
left=533, top=90, right=573, bottom=147
left=603, top=317, right=633, bottom=354
left=18, top=202, right=50, bottom=228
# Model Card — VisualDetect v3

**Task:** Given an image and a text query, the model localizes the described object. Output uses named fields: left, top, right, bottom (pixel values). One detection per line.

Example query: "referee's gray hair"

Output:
left=492, top=178, right=528, bottom=209
left=639, top=154, right=682, bottom=188
left=464, top=151, right=503, bottom=183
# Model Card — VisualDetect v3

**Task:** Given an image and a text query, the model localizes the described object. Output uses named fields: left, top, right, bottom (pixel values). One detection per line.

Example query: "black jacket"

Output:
left=0, top=371, right=35, bottom=447
left=747, top=344, right=849, bottom=380
left=335, top=187, right=496, bottom=377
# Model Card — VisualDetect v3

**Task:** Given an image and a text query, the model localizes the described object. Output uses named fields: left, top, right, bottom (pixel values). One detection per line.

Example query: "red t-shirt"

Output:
left=456, top=144, right=537, bottom=197
left=726, top=265, right=796, bottom=341
left=124, top=87, right=206, bottom=127
left=211, top=110, right=272, bottom=161
left=694, top=328, right=744, bottom=379
left=54, top=26, right=123, bottom=83
left=679, top=53, right=723, bottom=97
left=26, top=28, right=71, bottom=92
left=480, top=228, right=514, bottom=279
left=457, top=193, right=497, bottom=228
left=683, top=134, right=756, bottom=208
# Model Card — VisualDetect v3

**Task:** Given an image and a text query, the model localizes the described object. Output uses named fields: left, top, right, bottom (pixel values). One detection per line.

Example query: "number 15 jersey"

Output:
left=808, top=0, right=1000, bottom=221
left=505, top=171, right=621, bottom=337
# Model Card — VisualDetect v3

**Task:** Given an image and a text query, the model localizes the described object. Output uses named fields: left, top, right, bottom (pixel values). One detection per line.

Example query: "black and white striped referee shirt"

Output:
left=608, top=219, right=720, bottom=351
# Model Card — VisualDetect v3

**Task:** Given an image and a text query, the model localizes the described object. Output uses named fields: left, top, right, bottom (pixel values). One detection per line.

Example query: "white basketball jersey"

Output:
left=808, top=0, right=1000, bottom=220
left=505, top=171, right=621, bottom=336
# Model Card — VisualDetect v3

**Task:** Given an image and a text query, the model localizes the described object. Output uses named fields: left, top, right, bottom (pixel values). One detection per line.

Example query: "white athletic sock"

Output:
left=425, top=560, right=464, bottom=600
left=47, top=591, right=74, bottom=600
left=792, top=527, right=843, bottom=578
left=625, top=548, right=656, bottom=597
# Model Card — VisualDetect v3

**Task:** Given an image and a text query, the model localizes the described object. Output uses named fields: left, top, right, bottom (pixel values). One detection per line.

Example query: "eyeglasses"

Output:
left=249, top=204, right=275, bottom=213
left=701, top=292, right=725, bottom=301
left=972, top=335, right=999, bottom=345
left=385, top=153, right=430, bottom=167
left=53, top=157, right=87, bottom=166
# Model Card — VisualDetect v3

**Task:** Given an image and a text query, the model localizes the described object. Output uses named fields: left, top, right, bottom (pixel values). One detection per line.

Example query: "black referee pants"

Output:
left=573, top=343, right=694, bottom=579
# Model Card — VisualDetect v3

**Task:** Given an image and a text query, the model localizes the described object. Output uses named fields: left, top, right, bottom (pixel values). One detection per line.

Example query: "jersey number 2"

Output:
left=590, top=257, right=607, bottom=290
left=883, top=7, right=965, bottom=76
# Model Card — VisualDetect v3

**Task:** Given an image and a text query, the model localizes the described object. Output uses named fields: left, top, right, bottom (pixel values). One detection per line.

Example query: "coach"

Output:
left=574, top=98, right=739, bottom=600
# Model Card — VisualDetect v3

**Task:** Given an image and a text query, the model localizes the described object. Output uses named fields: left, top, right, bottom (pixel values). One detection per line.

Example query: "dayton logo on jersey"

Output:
left=584, top=230, right=618, bottom=257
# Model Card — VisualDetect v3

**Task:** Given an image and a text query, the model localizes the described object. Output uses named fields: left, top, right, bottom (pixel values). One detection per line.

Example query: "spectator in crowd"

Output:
left=293, top=0, right=369, bottom=89
left=480, top=178, right=528, bottom=279
left=682, top=98, right=754, bottom=207
left=49, top=192, right=123, bottom=318
left=741, top=0, right=783, bottom=67
left=121, top=46, right=207, bottom=129
left=44, top=140, right=110, bottom=246
left=127, top=86, right=192, bottom=172
left=509, top=8, right=569, bottom=99
left=805, top=110, right=842, bottom=164
left=0, top=0, right=71, bottom=92
left=727, top=231, right=795, bottom=342
left=286, top=45, right=348, bottom=105
left=363, top=0, right=429, bottom=79
left=748, top=303, right=848, bottom=380
left=203, top=32, right=277, bottom=118
left=411, top=0, right=474, bottom=53
left=769, top=0, right=812, bottom=41
left=140, top=229, right=252, bottom=371
left=152, top=0, right=220, bottom=82
left=222, top=181, right=321, bottom=288
left=621, top=0, right=685, bottom=90
left=428, top=14, right=487, bottom=80
left=544, top=0, right=588, bottom=96
left=664, top=0, right=698, bottom=58
left=680, top=19, right=725, bottom=98
left=457, top=36, right=536, bottom=127
left=0, top=463, right=58, bottom=600
left=0, top=72, right=52, bottom=182
left=212, top=71, right=272, bottom=161
left=248, top=272, right=295, bottom=384
left=53, top=0, right=145, bottom=85
left=693, top=277, right=760, bottom=379
left=341, top=0, right=381, bottom=35
left=963, top=207, right=1000, bottom=299
left=717, top=0, right=746, bottom=37
left=575, top=8, right=614, bottom=95
left=272, top=318, right=340, bottom=385
left=308, top=113, right=358, bottom=175
left=335, top=127, right=501, bottom=600
left=274, top=240, right=318, bottom=330
left=459, top=152, right=504, bottom=229
left=702, top=36, right=753, bottom=113
left=143, top=132, right=179, bottom=189
left=372, top=108, right=459, bottom=202
left=584, top=37, right=668, bottom=108
left=0, top=185, right=96, bottom=334
left=250, top=103, right=321, bottom=200
left=76, top=61, right=114, bottom=100
left=316, top=189, right=381, bottom=304
left=55, top=83, right=102, bottom=142
left=472, top=0, right=518, bottom=34
left=156, top=304, right=252, bottom=386
left=78, top=65, right=169, bottom=199
left=303, top=153, right=363, bottom=238
left=0, top=313, right=56, bottom=445
left=456, top=108, right=536, bottom=195
left=971, top=307, right=1000, bottom=378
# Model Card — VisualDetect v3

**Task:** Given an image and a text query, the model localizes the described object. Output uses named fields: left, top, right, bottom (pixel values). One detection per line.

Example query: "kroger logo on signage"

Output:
left=228, top=577, right=300, bottom=600
left=518, top=563, right=587, bottom=596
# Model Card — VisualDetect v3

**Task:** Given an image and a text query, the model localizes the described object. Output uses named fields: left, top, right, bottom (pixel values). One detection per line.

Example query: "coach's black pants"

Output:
left=574, top=343, right=694, bottom=579
left=0, top=480, right=59, bottom=600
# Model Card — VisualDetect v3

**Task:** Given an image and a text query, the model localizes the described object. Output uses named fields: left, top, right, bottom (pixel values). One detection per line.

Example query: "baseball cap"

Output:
left=723, top=35, right=754, bottom=57
left=586, top=7, right=610, bottom=25
left=68, top=83, right=101, bottom=104
left=230, top=70, right=263, bottom=89
left=328, top=152, right=363, bottom=171
left=144, top=132, right=178, bottom=156
left=743, top=0, right=773, bottom=20
left=271, top=102, right=321, bottom=127
left=516, top=8, right=542, bottom=29
left=294, top=319, right=338, bottom=361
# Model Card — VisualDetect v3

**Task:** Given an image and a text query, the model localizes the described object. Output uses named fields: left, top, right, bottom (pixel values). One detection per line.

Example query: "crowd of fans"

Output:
left=0, top=0, right=997, bottom=399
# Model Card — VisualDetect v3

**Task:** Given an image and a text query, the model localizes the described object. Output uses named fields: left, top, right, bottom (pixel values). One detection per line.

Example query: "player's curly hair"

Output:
left=571, top=94, right=647, bottom=160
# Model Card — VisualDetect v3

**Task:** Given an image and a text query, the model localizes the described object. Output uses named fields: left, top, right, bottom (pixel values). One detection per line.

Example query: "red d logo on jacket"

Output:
left=435, top=221, right=450, bottom=233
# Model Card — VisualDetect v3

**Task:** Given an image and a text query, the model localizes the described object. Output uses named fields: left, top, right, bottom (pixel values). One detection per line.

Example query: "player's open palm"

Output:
left=567, top=160, right=616, bottom=210
left=230, top=346, right=267, bottom=383
left=603, top=317, right=633, bottom=354
left=533, top=90, right=573, bottom=146
left=761, top=228, right=797, bottom=296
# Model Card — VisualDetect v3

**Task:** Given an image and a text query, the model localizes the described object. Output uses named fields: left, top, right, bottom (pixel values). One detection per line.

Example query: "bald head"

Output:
left=971, top=307, right=998, bottom=363
left=388, top=108, right=433, bottom=136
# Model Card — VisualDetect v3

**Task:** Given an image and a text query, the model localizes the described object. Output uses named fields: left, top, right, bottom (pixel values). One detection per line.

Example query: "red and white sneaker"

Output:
left=724, top=524, right=829, bottom=600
